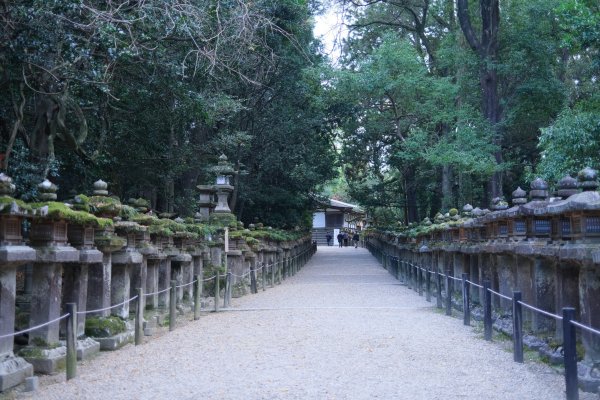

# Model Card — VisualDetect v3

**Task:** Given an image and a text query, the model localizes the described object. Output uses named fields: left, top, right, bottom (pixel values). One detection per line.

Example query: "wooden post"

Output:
left=135, top=288, right=144, bottom=345
left=193, top=275, right=201, bottom=320
left=169, top=280, right=176, bottom=331
left=562, top=307, right=579, bottom=400
left=214, top=273, right=220, bottom=312
left=270, top=261, right=275, bottom=288
left=261, top=264, right=266, bottom=291
left=462, top=273, right=470, bottom=326
left=426, top=268, right=431, bottom=302
left=483, top=280, right=492, bottom=341
left=436, top=270, right=443, bottom=309
left=66, top=303, right=77, bottom=381
left=512, top=291, right=523, bottom=363
left=445, top=270, right=452, bottom=316
left=224, top=272, right=232, bottom=307
left=250, top=264, right=257, bottom=294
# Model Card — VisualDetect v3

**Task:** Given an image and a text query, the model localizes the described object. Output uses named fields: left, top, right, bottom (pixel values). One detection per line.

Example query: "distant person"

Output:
left=343, top=231, right=349, bottom=247
left=353, top=232, right=360, bottom=248
left=337, top=232, right=343, bottom=248
left=326, top=232, right=333, bottom=246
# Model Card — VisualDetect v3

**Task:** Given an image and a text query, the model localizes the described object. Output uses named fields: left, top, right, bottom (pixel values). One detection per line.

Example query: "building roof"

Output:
left=318, top=198, right=364, bottom=214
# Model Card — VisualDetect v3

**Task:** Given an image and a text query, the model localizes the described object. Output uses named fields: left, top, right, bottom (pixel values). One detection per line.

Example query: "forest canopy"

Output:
left=1, top=0, right=598, bottom=229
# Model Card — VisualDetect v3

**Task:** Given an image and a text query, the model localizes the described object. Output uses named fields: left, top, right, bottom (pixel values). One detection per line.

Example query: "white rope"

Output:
left=0, top=314, right=69, bottom=339
left=78, top=295, right=139, bottom=315
left=517, top=301, right=563, bottom=321
left=145, top=286, right=172, bottom=297
left=203, top=275, right=217, bottom=282
left=571, top=320, right=600, bottom=336
left=467, top=280, right=484, bottom=289
left=488, top=288, right=512, bottom=301
left=176, top=280, right=197, bottom=289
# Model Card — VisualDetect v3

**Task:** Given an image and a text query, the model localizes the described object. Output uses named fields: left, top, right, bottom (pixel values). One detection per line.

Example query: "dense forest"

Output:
left=0, top=0, right=599, bottom=228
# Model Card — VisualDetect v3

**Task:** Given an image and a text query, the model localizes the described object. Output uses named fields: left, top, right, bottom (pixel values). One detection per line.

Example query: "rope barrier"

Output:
left=78, top=295, right=139, bottom=315
left=517, top=301, right=562, bottom=321
left=176, top=280, right=197, bottom=289
left=0, top=314, right=69, bottom=339
left=571, top=320, right=600, bottom=336
left=448, top=275, right=462, bottom=282
left=488, top=288, right=512, bottom=301
left=203, top=275, right=217, bottom=282
left=467, top=280, right=484, bottom=289
left=145, top=286, right=172, bottom=297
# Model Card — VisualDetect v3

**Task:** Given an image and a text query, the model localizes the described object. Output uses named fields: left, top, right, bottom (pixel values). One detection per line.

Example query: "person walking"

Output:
left=353, top=232, right=360, bottom=248
left=337, top=232, right=343, bottom=248
left=343, top=231, right=349, bottom=247
left=326, top=232, right=333, bottom=246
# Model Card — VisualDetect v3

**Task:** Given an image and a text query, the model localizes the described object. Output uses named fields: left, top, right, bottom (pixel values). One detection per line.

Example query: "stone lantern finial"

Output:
left=530, top=178, right=549, bottom=201
left=0, top=173, right=16, bottom=196
left=492, top=197, right=508, bottom=210
left=557, top=175, right=579, bottom=198
left=577, top=167, right=599, bottom=191
left=93, top=179, right=109, bottom=196
left=512, top=187, right=527, bottom=206
left=37, top=179, right=58, bottom=201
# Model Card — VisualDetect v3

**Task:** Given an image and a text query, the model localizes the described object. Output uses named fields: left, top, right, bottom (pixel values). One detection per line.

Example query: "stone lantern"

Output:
left=0, top=174, right=35, bottom=390
left=213, top=154, right=235, bottom=214
left=510, top=187, right=528, bottom=239
left=195, top=185, right=216, bottom=222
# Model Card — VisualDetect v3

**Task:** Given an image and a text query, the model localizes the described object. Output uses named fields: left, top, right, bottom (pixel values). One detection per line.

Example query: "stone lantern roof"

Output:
left=557, top=175, right=578, bottom=199
left=578, top=167, right=598, bottom=191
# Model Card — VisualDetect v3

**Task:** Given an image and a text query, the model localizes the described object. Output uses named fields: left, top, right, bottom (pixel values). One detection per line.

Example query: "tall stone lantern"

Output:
left=213, top=154, right=235, bottom=215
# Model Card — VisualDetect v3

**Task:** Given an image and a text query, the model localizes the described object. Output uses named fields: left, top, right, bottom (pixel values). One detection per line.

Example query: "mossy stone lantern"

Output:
left=213, top=154, right=234, bottom=214
left=569, top=167, right=600, bottom=241
left=509, top=187, right=527, bottom=239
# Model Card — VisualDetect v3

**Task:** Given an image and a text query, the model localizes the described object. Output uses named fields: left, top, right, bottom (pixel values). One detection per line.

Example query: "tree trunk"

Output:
left=457, top=0, right=502, bottom=202
left=442, top=164, right=453, bottom=210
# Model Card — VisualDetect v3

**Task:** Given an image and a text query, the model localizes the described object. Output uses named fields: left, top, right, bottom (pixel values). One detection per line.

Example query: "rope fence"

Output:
left=366, top=240, right=599, bottom=400
left=78, top=295, right=139, bottom=315
left=0, top=313, right=69, bottom=340
left=0, top=240, right=317, bottom=387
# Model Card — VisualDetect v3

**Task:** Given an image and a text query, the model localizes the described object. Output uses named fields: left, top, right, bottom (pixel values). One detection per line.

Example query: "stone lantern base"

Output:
left=0, top=353, right=33, bottom=392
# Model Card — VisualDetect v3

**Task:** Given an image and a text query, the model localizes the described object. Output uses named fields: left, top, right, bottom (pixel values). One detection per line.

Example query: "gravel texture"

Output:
left=11, top=246, right=598, bottom=400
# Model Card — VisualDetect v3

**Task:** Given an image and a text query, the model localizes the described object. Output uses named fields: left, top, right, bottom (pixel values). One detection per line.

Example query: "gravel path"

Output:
left=14, top=246, right=596, bottom=399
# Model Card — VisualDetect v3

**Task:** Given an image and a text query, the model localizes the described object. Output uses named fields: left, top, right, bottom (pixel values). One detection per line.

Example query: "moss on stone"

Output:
left=85, top=316, right=127, bottom=337
left=31, top=201, right=113, bottom=228
left=88, top=195, right=122, bottom=217
left=0, top=195, right=32, bottom=213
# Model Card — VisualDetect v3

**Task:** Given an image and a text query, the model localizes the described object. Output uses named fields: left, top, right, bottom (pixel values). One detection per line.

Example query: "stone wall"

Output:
left=0, top=175, right=316, bottom=392
left=364, top=172, right=600, bottom=392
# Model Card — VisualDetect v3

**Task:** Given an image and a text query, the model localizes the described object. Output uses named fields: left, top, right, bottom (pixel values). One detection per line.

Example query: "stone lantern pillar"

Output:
left=0, top=174, right=35, bottom=390
left=213, top=154, right=235, bottom=216
left=196, top=185, right=216, bottom=222
left=24, top=180, right=79, bottom=374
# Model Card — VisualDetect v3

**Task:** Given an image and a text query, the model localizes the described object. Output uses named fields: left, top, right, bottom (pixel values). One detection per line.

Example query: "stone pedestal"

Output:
left=145, top=258, right=162, bottom=309
left=158, top=257, right=172, bottom=308
left=112, top=249, right=142, bottom=318
left=88, top=253, right=112, bottom=317
left=0, top=245, right=36, bottom=391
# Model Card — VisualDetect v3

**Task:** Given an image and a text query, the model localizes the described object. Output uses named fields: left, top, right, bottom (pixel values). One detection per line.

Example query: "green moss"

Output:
left=94, top=234, right=127, bottom=249
left=72, top=194, right=90, bottom=212
left=119, top=205, right=139, bottom=220
left=131, top=214, right=158, bottom=225
left=0, top=195, right=32, bottom=213
left=19, top=347, right=44, bottom=358
left=31, top=202, right=113, bottom=228
left=88, top=195, right=122, bottom=216
left=85, top=316, right=127, bottom=337
left=114, top=221, right=147, bottom=234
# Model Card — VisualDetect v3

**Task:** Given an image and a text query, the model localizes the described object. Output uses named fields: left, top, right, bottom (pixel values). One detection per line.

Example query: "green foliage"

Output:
left=85, top=316, right=127, bottom=338
left=536, top=109, right=600, bottom=183
left=30, top=201, right=113, bottom=228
